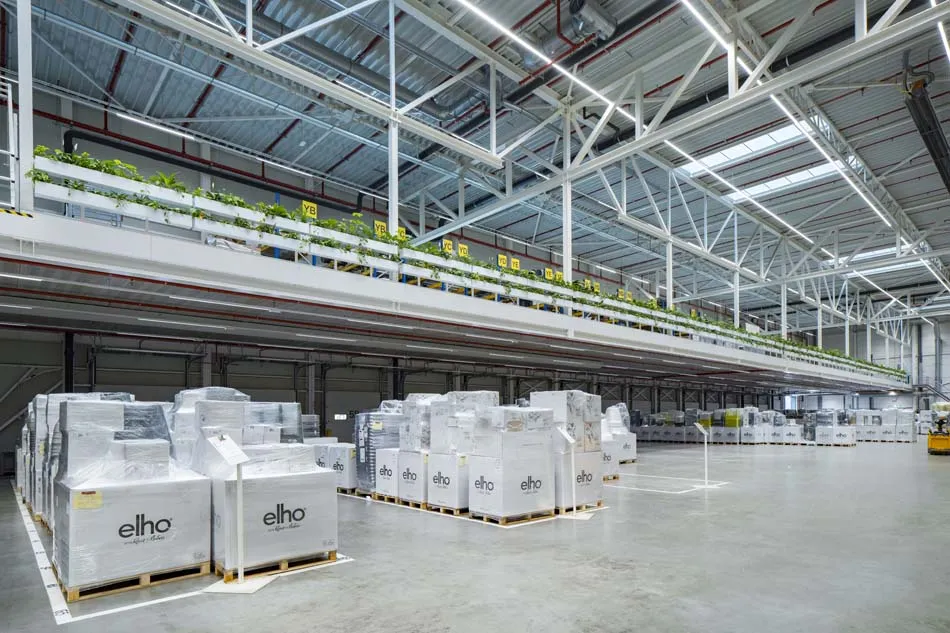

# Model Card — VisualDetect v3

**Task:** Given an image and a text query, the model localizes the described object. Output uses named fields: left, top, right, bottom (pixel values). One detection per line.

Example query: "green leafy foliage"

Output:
left=149, top=171, right=188, bottom=193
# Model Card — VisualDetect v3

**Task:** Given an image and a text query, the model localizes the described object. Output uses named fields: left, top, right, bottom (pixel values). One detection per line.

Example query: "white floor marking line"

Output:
left=340, top=492, right=588, bottom=529
left=619, top=473, right=729, bottom=485
left=67, top=591, right=205, bottom=623
left=605, top=483, right=696, bottom=494
left=11, top=482, right=73, bottom=625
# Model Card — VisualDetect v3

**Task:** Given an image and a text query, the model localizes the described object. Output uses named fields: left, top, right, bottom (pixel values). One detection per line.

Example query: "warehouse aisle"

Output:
left=5, top=443, right=950, bottom=633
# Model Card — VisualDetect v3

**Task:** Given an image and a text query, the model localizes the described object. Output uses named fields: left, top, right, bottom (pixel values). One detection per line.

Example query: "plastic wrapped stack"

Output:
left=603, top=404, right=636, bottom=464
left=530, top=390, right=602, bottom=510
left=392, top=394, right=440, bottom=504
left=188, top=400, right=338, bottom=573
left=356, top=410, right=403, bottom=494
left=168, top=387, right=250, bottom=467
left=52, top=400, right=211, bottom=591
left=467, top=402, right=559, bottom=518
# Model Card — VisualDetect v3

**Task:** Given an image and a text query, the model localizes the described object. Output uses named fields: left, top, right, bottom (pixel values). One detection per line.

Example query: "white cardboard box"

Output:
left=315, top=444, right=330, bottom=469
left=781, top=426, right=802, bottom=444
left=472, top=429, right=552, bottom=459
left=601, top=440, right=620, bottom=478
left=831, top=426, right=856, bottom=446
left=721, top=427, right=740, bottom=444
left=616, top=433, right=637, bottom=462
left=879, top=425, right=898, bottom=442
left=53, top=471, right=210, bottom=588
left=397, top=450, right=428, bottom=503
left=327, top=443, right=357, bottom=489
left=374, top=448, right=399, bottom=497
left=426, top=453, right=469, bottom=510
left=710, top=427, right=725, bottom=444
left=554, top=451, right=602, bottom=509
left=815, top=426, right=834, bottom=445
left=896, top=423, right=914, bottom=442
left=863, top=426, right=881, bottom=442
left=468, top=454, right=554, bottom=519
left=212, top=469, right=337, bottom=570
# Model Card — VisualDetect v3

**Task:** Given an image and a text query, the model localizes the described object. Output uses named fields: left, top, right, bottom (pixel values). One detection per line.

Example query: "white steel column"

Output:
left=733, top=270, right=740, bottom=327
left=817, top=305, right=823, bottom=349
left=856, top=0, right=867, bottom=40
left=246, top=0, right=253, bottom=44
left=16, top=0, right=34, bottom=213
left=489, top=62, right=497, bottom=154
left=866, top=302, right=872, bottom=361
left=727, top=35, right=739, bottom=97
left=387, top=0, right=398, bottom=234
left=780, top=284, right=788, bottom=339
left=844, top=283, right=851, bottom=356
left=562, top=106, right=573, bottom=284
left=665, top=240, right=674, bottom=308
left=885, top=334, right=890, bottom=367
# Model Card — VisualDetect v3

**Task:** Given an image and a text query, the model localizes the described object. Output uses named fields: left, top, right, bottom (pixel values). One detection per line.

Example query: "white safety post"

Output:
left=236, top=460, right=245, bottom=583
left=556, top=427, right=577, bottom=516
left=694, top=422, right=710, bottom=488
left=206, top=434, right=250, bottom=582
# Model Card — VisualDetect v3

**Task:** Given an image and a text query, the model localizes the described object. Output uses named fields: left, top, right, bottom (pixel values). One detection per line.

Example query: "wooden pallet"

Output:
left=55, top=561, right=210, bottom=603
left=396, top=498, right=427, bottom=510
left=215, top=551, right=337, bottom=583
left=555, top=500, right=604, bottom=515
left=619, top=459, right=637, bottom=464
left=470, top=509, right=556, bottom=526
left=427, top=504, right=467, bottom=516
left=603, top=474, right=620, bottom=482
left=371, top=492, right=397, bottom=503
left=337, top=487, right=358, bottom=495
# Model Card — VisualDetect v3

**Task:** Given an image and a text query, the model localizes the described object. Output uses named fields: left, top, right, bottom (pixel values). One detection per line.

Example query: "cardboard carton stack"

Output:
left=468, top=404, right=557, bottom=519
left=356, top=409, right=403, bottom=494
left=188, top=400, right=338, bottom=572
left=393, top=394, right=440, bottom=504
left=604, top=404, right=637, bottom=463
left=52, top=400, right=211, bottom=590
left=530, top=390, right=602, bottom=511
left=167, top=387, right=250, bottom=468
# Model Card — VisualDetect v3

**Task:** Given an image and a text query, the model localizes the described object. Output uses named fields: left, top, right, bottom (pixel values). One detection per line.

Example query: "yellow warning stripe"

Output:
left=0, top=209, right=32, bottom=218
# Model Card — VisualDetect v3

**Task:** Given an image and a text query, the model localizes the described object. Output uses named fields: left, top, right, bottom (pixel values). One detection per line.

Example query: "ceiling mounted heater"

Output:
left=904, top=62, right=950, bottom=194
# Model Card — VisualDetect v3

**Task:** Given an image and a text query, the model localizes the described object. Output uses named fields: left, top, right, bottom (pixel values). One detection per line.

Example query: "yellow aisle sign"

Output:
left=442, top=239, right=454, bottom=254
left=301, top=200, right=318, bottom=220
left=458, top=244, right=469, bottom=257
left=584, top=279, right=592, bottom=290
left=626, top=290, right=633, bottom=301
left=617, top=288, right=625, bottom=299
left=593, top=282, right=601, bottom=293
left=544, top=268, right=554, bottom=280
left=510, top=257, right=521, bottom=271
left=555, top=271, right=563, bottom=282
left=397, top=227, right=407, bottom=239
left=374, top=220, right=387, bottom=237
left=497, top=254, right=508, bottom=268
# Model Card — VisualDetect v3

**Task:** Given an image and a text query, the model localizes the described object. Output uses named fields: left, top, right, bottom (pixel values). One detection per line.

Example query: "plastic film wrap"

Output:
left=355, top=411, right=403, bottom=492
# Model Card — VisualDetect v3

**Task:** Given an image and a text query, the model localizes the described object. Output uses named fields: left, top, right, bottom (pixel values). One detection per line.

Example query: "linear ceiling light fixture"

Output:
left=932, top=0, right=950, bottom=66
left=296, top=333, right=357, bottom=342
left=346, top=318, right=416, bottom=330
left=0, top=272, right=43, bottom=282
left=446, top=0, right=637, bottom=125
left=464, top=332, right=517, bottom=343
left=136, top=317, right=227, bottom=329
left=114, top=111, right=196, bottom=141
left=170, top=295, right=281, bottom=313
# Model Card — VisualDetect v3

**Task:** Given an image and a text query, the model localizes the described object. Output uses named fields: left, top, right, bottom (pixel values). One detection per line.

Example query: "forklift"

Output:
left=929, top=412, right=950, bottom=455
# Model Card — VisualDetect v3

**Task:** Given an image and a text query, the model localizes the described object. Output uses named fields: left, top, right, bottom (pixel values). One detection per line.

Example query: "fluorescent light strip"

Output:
left=553, top=359, right=585, bottom=365
left=114, top=111, right=196, bottom=141
left=549, top=344, right=586, bottom=352
left=346, top=318, right=415, bottom=330
left=489, top=352, right=525, bottom=360
left=170, top=295, right=281, bottom=313
left=464, top=332, right=517, bottom=343
left=447, top=0, right=637, bottom=126
left=0, top=272, right=42, bottom=282
left=664, top=360, right=687, bottom=365
left=296, top=333, right=356, bottom=342
left=665, top=140, right=814, bottom=244
left=136, top=317, right=226, bottom=329
left=406, top=344, right=454, bottom=352
left=595, top=265, right=618, bottom=274
left=262, top=158, right=313, bottom=178
left=603, top=364, right=632, bottom=370
left=0, top=303, right=32, bottom=310
left=163, top=1, right=230, bottom=34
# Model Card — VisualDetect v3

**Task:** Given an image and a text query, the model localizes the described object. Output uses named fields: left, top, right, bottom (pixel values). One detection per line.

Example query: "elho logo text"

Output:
left=575, top=469, right=593, bottom=484
left=118, top=514, right=171, bottom=538
left=378, top=465, right=393, bottom=478
left=603, top=452, right=612, bottom=462
left=432, top=471, right=451, bottom=487
left=332, top=461, right=345, bottom=472
left=263, top=503, right=306, bottom=526
left=520, top=476, right=542, bottom=492
left=402, top=468, right=417, bottom=481
left=474, top=475, right=495, bottom=492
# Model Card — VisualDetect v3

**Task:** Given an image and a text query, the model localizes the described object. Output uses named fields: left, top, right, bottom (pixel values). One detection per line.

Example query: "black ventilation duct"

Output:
left=904, top=65, right=950, bottom=194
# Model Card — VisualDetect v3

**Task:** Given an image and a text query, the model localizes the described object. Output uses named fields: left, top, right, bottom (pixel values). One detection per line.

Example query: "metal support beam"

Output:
left=817, top=304, right=823, bottom=349
left=855, top=0, right=868, bottom=40
left=780, top=284, right=788, bottom=339
left=387, top=0, right=398, bottom=235
left=866, top=303, right=872, bottom=362
left=258, top=0, right=382, bottom=51
left=562, top=107, right=573, bottom=284
left=16, top=0, right=33, bottom=213
left=733, top=270, right=740, bottom=328
left=665, top=240, right=673, bottom=308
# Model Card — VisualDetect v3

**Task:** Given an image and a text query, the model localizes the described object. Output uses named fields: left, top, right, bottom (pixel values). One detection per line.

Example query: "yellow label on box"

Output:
left=350, top=448, right=356, bottom=458
left=594, top=282, right=601, bottom=293
left=555, top=271, right=564, bottom=282
left=459, top=455, right=467, bottom=465
left=374, top=220, right=387, bottom=237
left=73, top=491, right=102, bottom=510
left=442, top=239, right=454, bottom=254
left=544, top=268, right=554, bottom=280
left=510, top=257, right=521, bottom=271
left=397, top=226, right=407, bottom=239
left=423, top=453, right=429, bottom=464
left=458, top=243, right=469, bottom=257
left=301, top=200, right=318, bottom=220
left=626, top=290, right=633, bottom=302
left=497, top=254, right=508, bottom=268
left=371, top=422, right=383, bottom=431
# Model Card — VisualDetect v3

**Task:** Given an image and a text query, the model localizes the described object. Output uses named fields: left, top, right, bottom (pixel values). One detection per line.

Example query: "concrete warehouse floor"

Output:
left=3, top=442, right=950, bottom=633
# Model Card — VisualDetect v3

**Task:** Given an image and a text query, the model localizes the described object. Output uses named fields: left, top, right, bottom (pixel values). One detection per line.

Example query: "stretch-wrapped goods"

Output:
left=355, top=411, right=403, bottom=493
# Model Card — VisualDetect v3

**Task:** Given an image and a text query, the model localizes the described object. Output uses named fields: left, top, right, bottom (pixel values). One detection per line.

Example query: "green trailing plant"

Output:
left=149, top=171, right=188, bottom=193
left=26, top=168, right=51, bottom=183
